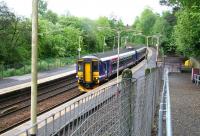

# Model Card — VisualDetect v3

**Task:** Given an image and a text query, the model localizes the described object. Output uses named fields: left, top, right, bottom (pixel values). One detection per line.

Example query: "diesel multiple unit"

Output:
left=76, top=46, right=147, bottom=92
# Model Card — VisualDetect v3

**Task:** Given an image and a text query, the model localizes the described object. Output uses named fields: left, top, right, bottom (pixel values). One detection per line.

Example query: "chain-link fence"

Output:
left=15, top=68, right=162, bottom=136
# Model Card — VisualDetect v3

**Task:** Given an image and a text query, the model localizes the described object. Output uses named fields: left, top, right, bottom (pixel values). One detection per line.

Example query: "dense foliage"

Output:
left=132, top=8, right=176, bottom=54
left=0, top=2, right=31, bottom=65
left=174, top=7, right=200, bottom=57
left=133, top=0, right=200, bottom=57
left=1, top=0, right=199, bottom=67
left=160, top=0, right=200, bottom=57
left=0, top=1, right=125, bottom=66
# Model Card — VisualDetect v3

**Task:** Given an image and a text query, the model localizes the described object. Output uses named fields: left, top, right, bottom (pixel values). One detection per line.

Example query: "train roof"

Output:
left=91, top=45, right=144, bottom=58
left=82, top=56, right=99, bottom=59
left=79, top=45, right=146, bottom=61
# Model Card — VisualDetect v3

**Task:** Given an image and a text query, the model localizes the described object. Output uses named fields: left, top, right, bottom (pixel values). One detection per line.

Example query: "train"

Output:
left=76, top=46, right=147, bottom=92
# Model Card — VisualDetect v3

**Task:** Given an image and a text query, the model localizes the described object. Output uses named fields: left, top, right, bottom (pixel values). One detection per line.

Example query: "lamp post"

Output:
left=103, top=36, right=106, bottom=53
left=116, top=30, right=136, bottom=86
left=78, top=36, right=82, bottom=58
left=155, top=36, right=160, bottom=65
left=31, top=0, right=38, bottom=135
left=113, top=36, right=116, bottom=51
left=125, top=36, right=128, bottom=46
left=117, top=31, right=120, bottom=86
left=152, top=34, right=161, bottom=66
left=132, top=34, right=154, bottom=68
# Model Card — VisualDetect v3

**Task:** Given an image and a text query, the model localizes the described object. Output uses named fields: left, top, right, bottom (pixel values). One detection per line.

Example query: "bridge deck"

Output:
left=170, top=73, right=200, bottom=136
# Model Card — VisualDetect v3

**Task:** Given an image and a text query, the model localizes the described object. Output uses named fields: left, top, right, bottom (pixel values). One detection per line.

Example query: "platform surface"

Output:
left=0, top=64, right=76, bottom=89
left=170, top=73, right=200, bottom=136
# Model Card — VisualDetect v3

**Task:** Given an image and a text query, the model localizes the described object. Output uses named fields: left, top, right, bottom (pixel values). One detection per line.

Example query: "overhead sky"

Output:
left=1, top=0, right=170, bottom=25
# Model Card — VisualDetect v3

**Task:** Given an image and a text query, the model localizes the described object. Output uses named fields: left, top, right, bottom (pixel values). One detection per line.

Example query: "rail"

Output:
left=158, top=68, right=173, bottom=136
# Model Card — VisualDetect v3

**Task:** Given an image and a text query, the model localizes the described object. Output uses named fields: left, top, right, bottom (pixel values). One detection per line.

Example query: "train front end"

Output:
left=77, top=56, right=99, bottom=92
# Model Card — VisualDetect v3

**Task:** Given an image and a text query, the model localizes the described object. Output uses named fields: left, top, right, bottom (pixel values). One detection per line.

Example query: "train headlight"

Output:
left=78, top=77, right=83, bottom=82
left=93, top=77, right=98, bottom=83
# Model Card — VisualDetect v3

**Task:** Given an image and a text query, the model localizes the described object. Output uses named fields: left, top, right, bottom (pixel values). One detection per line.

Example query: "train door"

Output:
left=77, top=60, right=83, bottom=78
left=92, top=60, right=99, bottom=80
left=135, top=50, right=138, bottom=62
left=105, top=61, right=110, bottom=78
left=99, top=62, right=106, bottom=79
left=84, top=62, right=92, bottom=83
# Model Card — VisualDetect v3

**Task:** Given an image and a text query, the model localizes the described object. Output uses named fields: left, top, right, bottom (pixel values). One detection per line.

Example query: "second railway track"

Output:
left=0, top=73, right=84, bottom=134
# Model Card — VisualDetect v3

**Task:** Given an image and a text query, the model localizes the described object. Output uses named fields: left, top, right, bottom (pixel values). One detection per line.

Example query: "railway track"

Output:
left=0, top=73, right=84, bottom=134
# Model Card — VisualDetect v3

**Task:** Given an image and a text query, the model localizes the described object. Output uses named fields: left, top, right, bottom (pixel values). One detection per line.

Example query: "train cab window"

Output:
left=92, top=61, right=99, bottom=72
left=78, top=61, right=83, bottom=71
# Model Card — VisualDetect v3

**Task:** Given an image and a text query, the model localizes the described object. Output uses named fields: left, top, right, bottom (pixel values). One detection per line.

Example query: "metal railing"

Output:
left=158, top=69, right=173, bottom=136
left=15, top=68, right=162, bottom=136
left=163, top=63, right=181, bottom=73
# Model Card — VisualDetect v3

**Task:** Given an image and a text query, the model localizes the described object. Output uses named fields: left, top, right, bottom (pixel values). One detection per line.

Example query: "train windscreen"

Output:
left=78, top=61, right=83, bottom=71
left=92, top=61, right=99, bottom=72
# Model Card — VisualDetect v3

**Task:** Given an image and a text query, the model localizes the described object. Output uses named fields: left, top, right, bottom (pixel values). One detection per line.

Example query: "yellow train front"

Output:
left=77, top=56, right=100, bottom=92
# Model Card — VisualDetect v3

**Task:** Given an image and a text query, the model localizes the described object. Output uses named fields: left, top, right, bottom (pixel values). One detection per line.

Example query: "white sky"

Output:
left=1, top=0, right=170, bottom=25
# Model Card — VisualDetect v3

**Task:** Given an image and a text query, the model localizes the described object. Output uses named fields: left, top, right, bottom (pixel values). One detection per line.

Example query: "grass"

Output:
left=0, top=57, right=76, bottom=78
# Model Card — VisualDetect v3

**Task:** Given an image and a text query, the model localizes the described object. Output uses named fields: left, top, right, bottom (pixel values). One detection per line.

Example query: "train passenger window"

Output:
left=78, top=61, right=83, bottom=71
left=93, top=61, right=99, bottom=72
left=112, top=61, right=117, bottom=70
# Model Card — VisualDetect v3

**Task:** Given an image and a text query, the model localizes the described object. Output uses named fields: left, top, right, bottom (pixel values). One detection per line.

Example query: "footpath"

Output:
left=169, top=73, right=200, bottom=136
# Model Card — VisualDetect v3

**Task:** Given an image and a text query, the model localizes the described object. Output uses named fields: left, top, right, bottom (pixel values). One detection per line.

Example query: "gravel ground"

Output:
left=169, top=73, right=200, bottom=136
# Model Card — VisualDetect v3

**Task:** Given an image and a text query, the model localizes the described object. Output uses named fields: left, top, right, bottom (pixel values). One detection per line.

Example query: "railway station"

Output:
left=0, top=0, right=200, bottom=136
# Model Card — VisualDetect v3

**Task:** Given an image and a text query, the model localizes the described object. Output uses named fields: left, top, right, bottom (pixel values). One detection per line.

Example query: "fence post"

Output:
left=1, top=65, right=2, bottom=78
left=48, top=62, right=49, bottom=70
left=24, top=64, right=26, bottom=74
left=122, top=68, right=134, bottom=136
left=1, top=65, right=3, bottom=78
left=14, top=64, right=16, bottom=75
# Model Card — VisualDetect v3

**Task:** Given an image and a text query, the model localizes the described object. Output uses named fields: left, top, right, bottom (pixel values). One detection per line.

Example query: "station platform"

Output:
left=170, top=73, right=200, bottom=136
left=0, top=64, right=76, bottom=95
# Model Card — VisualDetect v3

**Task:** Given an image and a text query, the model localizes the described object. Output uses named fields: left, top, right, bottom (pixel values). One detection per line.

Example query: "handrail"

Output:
left=158, top=68, right=173, bottom=136
left=166, top=69, right=172, bottom=136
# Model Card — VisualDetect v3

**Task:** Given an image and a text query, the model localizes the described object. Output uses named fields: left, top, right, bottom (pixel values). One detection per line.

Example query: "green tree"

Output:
left=39, top=0, right=47, bottom=17
left=96, top=16, right=115, bottom=51
left=132, top=8, right=157, bottom=44
left=39, top=19, right=81, bottom=58
left=44, top=10, right=58, bottom=24
left=174, top=6, right=200, bottom=57
left=0, top=2, right=31, bottom=65
left=161, top=0, right=200, bottom=57
left=160, top=0, right=200, bottom=8
left=152, top=12, right=176, bottom=54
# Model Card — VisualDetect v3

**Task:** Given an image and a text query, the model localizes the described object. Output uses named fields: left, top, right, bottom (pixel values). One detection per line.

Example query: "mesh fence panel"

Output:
left=15, top=68, right=162, bottom=136
left=52, top=68, right=162, bottom=136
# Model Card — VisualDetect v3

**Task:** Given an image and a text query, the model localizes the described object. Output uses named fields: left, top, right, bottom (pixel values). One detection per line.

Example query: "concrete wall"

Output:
left=190, top=57, right=200, bottom=68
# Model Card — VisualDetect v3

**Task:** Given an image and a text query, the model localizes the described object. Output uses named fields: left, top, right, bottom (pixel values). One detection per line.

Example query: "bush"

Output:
left=1, top=57, right=77, bottom=78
